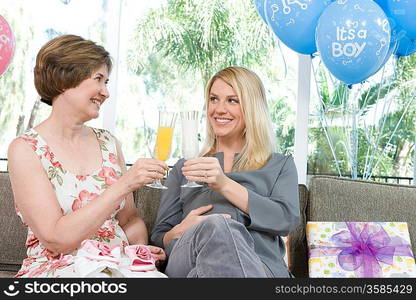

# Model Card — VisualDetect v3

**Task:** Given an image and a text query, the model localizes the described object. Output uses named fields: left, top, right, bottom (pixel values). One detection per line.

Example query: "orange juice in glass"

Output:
left=147, top=111, right=177, bottom=189
left=155, top=126, right=174, bottom=161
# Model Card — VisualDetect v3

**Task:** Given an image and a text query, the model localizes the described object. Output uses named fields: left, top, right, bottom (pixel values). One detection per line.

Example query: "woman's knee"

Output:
left=199, top=215, right=243, bottom=231
left=200, top=215, right=227, bottom=228
left=197, top=215, right=248, bottom=238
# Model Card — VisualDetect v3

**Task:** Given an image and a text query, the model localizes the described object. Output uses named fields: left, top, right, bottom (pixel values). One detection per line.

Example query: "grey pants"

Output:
left=165, top=215, right=272, bottom=278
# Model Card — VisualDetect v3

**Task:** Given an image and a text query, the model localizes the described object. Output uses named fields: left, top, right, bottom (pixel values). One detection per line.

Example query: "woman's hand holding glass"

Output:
left=120, top=158, right=168, bottom=193
left=180, top=111, right=202, bottom=188
left=181, top=157, right=228, bottom=191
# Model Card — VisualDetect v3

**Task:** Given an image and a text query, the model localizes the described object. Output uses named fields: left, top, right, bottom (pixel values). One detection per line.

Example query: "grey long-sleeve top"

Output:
left=150, top=152, right=300, bottom=277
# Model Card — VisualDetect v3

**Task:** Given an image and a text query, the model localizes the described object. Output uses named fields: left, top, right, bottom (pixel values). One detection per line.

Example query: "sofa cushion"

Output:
left=0, top=172, right=27, bottom=273
left=288, top=176, right=416, bottom=278
left=305, top=176, right=416, bottom=277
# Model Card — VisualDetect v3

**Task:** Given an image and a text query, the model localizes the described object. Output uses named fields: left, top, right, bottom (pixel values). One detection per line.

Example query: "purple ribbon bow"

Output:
left=309, top=222, right=414, bottom=277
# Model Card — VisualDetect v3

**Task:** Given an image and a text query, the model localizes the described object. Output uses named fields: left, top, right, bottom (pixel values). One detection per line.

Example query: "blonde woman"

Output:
left=151, top=66, right=300, bottom=277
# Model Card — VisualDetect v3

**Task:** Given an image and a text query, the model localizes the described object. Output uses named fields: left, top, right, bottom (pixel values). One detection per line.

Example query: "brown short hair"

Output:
left=34, top=34, right=112, bottom=106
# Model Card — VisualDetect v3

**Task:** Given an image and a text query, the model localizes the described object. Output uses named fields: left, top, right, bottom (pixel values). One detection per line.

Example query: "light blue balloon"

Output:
left=315, top=0, right=391, bottom=84
left=263, top=0, right=332, bottom=55
left=254, top=0, right=267, bottom=23
left=372, top=39, right=397, bottom=75
left=383, top=38, right=397, bottom=64
left=394, top=34, right=416, bottom=57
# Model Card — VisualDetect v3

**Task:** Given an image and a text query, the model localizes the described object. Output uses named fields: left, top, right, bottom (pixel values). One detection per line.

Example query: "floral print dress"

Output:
left=14, top=128, right=166, bottom=278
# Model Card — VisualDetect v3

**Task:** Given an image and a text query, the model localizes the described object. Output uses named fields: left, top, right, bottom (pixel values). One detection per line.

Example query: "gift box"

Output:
left=306, top=222, right=416, bottom=278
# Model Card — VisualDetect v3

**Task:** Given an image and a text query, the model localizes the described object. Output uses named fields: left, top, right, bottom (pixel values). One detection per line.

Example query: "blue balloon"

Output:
left=372, top=1, right=415, bottom=61
left=315, top=0, right=391, bottom=84
left=382, top=0, right=416, bottom=40
left=373, top=0, right=398, bottom=68
left=373, top=0, right=388, bottom=11
left=254, top=0, right=267, bottom=23
left=263, top=0, right=332, bottom=55
left=394, top=34, right=416, bottom=57
left=373, top=0, right=409, bottom=47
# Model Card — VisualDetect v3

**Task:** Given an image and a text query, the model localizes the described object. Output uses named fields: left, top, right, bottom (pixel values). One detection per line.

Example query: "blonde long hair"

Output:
left=200, top=66, right=276, bottom=171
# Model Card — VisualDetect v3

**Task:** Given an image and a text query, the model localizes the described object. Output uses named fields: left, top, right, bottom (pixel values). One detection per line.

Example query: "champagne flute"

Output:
left=181, top=111, right=202, bottom=188
left=146, top=111, right=177, bottom=189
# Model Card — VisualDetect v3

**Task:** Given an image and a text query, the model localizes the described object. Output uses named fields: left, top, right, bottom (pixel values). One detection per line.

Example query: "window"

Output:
left=114, top=0, right=297, bottom=165
left=307, top=54, right=416, bottom=184
left=0, top=0, right=297, bottom=170
left=2, top=1, right=413, bottom=182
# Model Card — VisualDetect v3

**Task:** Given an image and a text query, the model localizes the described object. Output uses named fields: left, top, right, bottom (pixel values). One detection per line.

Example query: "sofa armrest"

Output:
left=133, top=186, right=162, bottom=234
left=288, top=184, right=309, bottom=278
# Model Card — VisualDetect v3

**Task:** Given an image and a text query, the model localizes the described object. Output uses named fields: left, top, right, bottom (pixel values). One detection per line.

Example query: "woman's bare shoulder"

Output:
left=7, top=136, right=40, bottom=168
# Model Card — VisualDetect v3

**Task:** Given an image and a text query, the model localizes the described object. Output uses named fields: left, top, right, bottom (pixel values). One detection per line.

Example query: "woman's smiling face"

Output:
left=207, top=78, right=245, bottom=141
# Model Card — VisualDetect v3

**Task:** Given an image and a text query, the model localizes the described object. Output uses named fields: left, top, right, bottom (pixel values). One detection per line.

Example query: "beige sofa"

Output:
left=1, top=172, right=415, bottom=278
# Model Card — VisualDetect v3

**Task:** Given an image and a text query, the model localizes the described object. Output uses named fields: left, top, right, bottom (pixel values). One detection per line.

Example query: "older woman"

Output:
left=151, top=66, right=300, bottom=277
left=8, top=35, right=167, bottom=277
